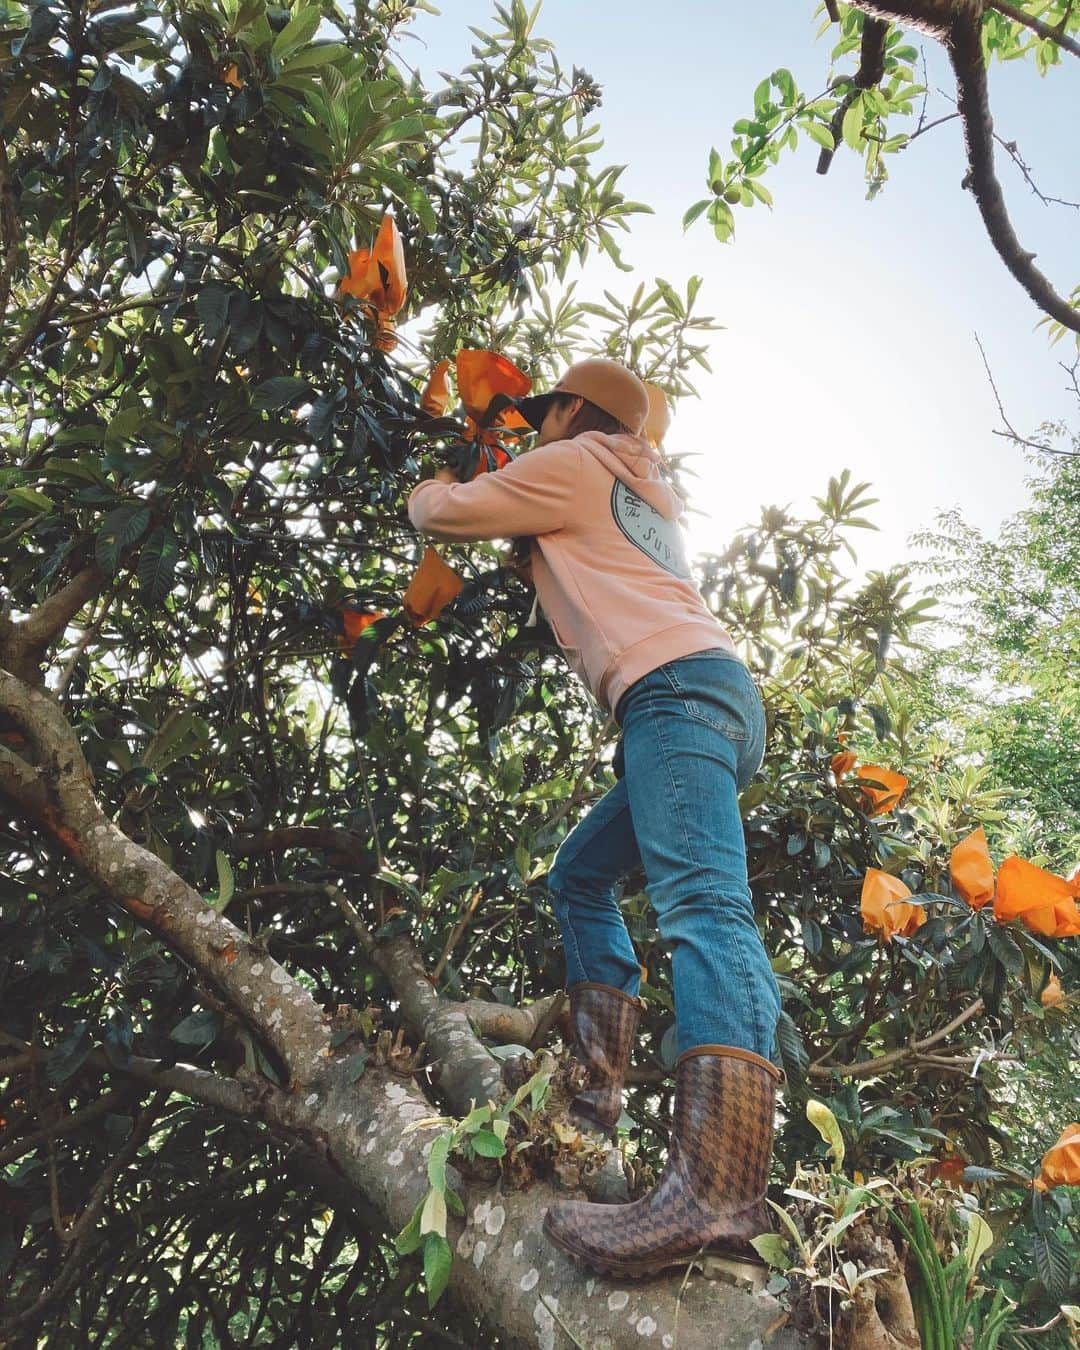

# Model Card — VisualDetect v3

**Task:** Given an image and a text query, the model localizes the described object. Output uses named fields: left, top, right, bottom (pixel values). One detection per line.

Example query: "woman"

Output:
left=407, top=358, right=781, bottom=1280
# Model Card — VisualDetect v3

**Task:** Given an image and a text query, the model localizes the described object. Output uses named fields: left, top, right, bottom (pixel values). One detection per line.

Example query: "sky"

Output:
left=399, top=0, right=1079, bottom=576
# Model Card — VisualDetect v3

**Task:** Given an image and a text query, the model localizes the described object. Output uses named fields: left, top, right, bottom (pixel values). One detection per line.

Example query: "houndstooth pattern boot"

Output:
left=543, top=1044, right=781, bottom=1279
left=565, top=981, right=644, bottom=1135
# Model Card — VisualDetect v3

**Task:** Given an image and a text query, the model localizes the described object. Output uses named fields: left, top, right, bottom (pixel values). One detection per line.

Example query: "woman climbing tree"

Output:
left=407, top=358, right=782, bottom=1280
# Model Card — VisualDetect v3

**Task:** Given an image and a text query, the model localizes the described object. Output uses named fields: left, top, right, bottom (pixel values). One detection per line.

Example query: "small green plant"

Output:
left=393, top=1068, right=552, bottom=1306
left=888, top=1195, right=1009, bottom=1350
left=754, top=1101, right=1023, bottom=1349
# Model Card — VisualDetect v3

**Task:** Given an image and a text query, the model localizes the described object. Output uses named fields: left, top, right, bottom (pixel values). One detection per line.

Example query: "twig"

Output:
left=431, top=887, right=483, bottom=982
left=670, top=1249, right=699, bottom=1350
left=55, top=579, right=121, bottom=699
left=810, top=998, right=984, bottom=1079
left=542, top=715, right=617, bottom=835
left=904, top=111, right=960, bottom=145
left=526, top=990, right=566, bottom=1052
left=976, top=331, right=1079, bottom=457
left=538, top=1294, right=589, bottom=1350
left=1013, top=1310, right=1064, bottom=1335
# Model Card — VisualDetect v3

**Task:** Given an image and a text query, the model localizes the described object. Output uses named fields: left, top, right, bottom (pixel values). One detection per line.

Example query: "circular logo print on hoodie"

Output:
left=610, top=481, right=692, bottom=579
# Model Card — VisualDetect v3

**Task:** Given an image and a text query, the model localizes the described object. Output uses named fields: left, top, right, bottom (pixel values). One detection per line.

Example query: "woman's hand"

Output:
left=433, top=465, right=458, bottom=485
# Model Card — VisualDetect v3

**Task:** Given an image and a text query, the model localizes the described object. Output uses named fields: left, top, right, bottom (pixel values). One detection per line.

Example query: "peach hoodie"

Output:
left=406, top=430, right=737, bottom=718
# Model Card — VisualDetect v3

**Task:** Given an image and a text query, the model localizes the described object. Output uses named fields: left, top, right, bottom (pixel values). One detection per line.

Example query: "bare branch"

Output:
left=976, top=331, right=1080, bottom=456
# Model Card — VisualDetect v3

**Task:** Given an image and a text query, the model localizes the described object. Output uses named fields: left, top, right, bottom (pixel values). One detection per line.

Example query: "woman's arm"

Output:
left=407, top=439, right=582, bottom=542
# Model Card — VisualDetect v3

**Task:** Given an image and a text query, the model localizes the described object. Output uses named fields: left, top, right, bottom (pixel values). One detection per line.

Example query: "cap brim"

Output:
left=515, top=393, right=557, bottom=431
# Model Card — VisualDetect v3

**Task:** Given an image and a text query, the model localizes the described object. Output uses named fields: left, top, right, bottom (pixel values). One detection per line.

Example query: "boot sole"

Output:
left=542, top=1213, right=767, bottom=1285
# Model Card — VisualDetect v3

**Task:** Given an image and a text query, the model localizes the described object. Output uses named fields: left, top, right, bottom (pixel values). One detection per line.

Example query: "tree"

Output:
left=689, top=1, right=1080, bottom=337
left=913, top=419, right=1080, bottom=860
left=1, top=1, right=1076, bottom=1346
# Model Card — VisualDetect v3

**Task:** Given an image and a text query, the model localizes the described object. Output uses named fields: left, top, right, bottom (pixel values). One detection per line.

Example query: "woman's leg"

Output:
left=546, top=777, right=642, bottom=994
left=543, top=654, right=782, bottom=1278
left=620, top=654, right=780, bottom=1059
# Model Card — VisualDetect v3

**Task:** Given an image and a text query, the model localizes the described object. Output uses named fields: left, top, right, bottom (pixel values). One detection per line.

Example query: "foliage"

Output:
left=912, top=444, right=1080, bottom=862
left=0, top=0, right=1076, bottom=1344
left=394, top=1066, right=553, bottom=1307
left=690, top=2, right=1080, bottom=339
left=759, top=1138, right=1017, bottom=1350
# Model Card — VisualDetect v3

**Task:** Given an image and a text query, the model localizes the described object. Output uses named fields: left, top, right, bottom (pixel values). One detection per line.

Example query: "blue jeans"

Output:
left=546, top=651, right=780, bottom=1060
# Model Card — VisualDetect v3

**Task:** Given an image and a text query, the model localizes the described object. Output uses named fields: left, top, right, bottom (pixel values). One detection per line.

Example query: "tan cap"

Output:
left=517, top=358, right=650, bottom=436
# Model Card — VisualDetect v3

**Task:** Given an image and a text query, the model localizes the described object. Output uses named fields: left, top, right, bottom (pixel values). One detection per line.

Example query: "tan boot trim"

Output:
left=567, top=981, right=646, bottom=1010
left=676, top=1044, right=783, bottom=1081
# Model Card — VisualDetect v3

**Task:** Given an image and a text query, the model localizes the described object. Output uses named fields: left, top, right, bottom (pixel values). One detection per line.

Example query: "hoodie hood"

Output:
left=575, top=430, right=684, bottom=521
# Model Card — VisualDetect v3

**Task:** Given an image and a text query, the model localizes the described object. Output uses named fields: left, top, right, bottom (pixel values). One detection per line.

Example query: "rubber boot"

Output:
left=565, top=981, right=644, bottom=1135
left=543, top=1045, right=781, bottom=1279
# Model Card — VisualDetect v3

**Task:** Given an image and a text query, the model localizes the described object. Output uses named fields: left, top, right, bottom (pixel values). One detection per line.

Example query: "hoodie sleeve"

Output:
left=407, top=440, right=582, bottom=542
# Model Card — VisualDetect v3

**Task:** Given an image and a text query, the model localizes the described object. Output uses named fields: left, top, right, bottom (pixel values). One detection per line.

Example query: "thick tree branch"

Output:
left=267, top=880, right=562, bottom=1078
left=0, top=669, right=334, bottom=1087
left=988, top=0, right=1080, bottom=58
left=0, top=564, right=104, bottom=683
left=307, top=1063, right=804, bottom=1350
left=0, top=741, right=49, bottom=817
left=817, top=17, right=891, bottom=174
left=231, top=825, right=372, bottom=866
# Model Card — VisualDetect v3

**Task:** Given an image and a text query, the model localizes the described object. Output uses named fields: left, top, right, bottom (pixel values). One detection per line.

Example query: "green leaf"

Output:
left=137, top=526, right=180, bottom=605
left=207, top=850, right=234, bottom=912
left=683, top=198, right=711, bottom=230
left=271, top=6, right=322, bottom=61
left=104, top=406, right=144, bottom=448
left=427, top=1132, right=451, bottom=1191
left=841, top=97, right=864, bottom=151
left=750, top=1232, right=792, bottom=1269
left=46, top=1020, right=92, bottom=1084
left=345, top=1049, right=370, bottom=1082
left=706, top=197, right=735, bottom=243
left=195, top=284, right=231, bottom=337
left=278, top=41, right=348, bottom=71
left=170, top=1008, right=221, bottom=1047
left=1032, top=1229, right=1072, bottom=1298
left=423, top=1232, right=452, bottom=1307
left=963, top=1211, right=993, bottom=1272
left=251, top=376, right=312, bottom=411
left=987, top=924, right=1024, bottom=976
left=96, top=505, right=151, bottom=574
left=395, top=1199, right=424, bottom=1255
left=803, top=120, right=835, bottom=151
left=776, top=1011, right=808, bottom=1088
left=7, top=485, right=53, bottom=512
left=471, top=1130, right=506, bottom=1158
left=367, top=165, right=438, bottom=234
left=420, top=1186, right=447, bottom=1237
